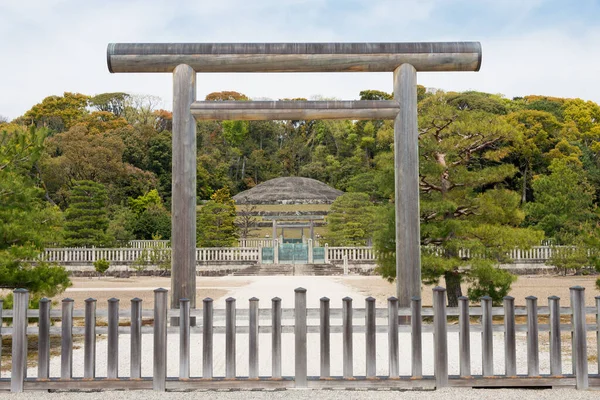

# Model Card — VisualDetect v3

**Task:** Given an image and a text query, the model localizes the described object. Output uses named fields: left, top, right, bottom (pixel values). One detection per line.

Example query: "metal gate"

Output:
left=279, top=243, right=308, bottom=264
left=261, top=247, right=274, bottom=264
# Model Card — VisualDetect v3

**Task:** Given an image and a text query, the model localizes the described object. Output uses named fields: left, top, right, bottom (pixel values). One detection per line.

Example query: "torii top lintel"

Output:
left=107, top=42, right=481, bottom=73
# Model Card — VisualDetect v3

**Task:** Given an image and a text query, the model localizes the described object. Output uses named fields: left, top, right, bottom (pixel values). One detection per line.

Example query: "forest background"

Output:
left=2, top=87, right=600, bottom=305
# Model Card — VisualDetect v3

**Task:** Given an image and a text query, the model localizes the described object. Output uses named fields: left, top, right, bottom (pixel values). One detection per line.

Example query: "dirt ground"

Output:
left=337, top=274, right=600, bottom=306
left=50, top=276, right=251, bottom=309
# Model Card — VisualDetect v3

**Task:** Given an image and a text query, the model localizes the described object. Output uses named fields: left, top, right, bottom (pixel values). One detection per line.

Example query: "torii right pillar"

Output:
left=394, top=63, right=420, bottom=308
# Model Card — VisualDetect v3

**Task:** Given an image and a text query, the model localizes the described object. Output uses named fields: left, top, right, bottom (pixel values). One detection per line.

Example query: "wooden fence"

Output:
left=1, top=286, right=600, bottom=392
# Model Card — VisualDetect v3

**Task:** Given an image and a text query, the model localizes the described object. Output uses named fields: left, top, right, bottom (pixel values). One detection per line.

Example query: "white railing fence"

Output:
left=1, top=286, right=599, bottom=392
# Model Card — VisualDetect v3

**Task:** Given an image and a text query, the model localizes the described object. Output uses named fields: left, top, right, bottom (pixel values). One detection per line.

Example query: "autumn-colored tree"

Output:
left=21, top=92, right=90, bottom=132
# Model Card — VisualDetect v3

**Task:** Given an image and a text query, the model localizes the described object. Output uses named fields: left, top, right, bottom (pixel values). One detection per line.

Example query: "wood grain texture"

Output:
left=107, top=42, right=482, bottom=73
left=393, top=63, right=421, bottom=307
left=171, top=64, right=197, bottom=310
left=191, top=100, right=399, bottom=121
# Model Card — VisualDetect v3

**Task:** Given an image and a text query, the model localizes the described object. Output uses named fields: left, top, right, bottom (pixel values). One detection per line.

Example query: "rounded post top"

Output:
left=249, top=297, right=259, bottom=302
left=130, top=297, right=142, bottom=303
left=295, top=287, right=307, bottom=293
left=39, top=298, right=51, bottom=303
left=13, top=288, right=28, bottom=294
left=226, top=297, right=236, bottom=303
left=411, top=296, right=422, bottom=302
left=320, top=297, right=330, bottom=302
left=387, top=296, right=398, bottom=302
left=480, top=296, right=492, bottom=302
left=432, top=286, right=446, bottom=292
left=569, top=286, right=585, bottom=291
left=203, top=297, right=214, bottom=303
left=503, top=296, right=515, bottom=301
left=62, top=298, right=74, bottom=303
left=272, top=297, right=281, bottom=302
left=525, top=296, right=538, bottom=301
left=365, top=296, right=376, bottom=302
left=548, top=295, right=560, bottom=301
left=108, top=297, right=119, bottom=303
left=154, top=287, right=168, bottom=293
left=179, top=298, right=190, bottom=303
left=342, top=296, right=353, bottom=302
left=458, top=296, right=469, bottom=301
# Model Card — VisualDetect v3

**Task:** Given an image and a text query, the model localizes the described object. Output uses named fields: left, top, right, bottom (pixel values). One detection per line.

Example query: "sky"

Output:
left=1, top=0, right=600, bottom=120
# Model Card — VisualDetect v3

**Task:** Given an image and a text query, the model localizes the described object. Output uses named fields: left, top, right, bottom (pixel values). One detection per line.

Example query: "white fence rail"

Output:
left=40, top=245, right=579, bottom=266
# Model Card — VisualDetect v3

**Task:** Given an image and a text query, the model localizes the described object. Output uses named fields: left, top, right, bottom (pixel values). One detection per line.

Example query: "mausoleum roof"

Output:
left=233, top=177, right=343, bottom=205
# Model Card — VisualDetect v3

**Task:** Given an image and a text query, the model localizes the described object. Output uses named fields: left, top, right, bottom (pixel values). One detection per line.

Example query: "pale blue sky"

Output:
left=1, top=0, right=599, bottom=119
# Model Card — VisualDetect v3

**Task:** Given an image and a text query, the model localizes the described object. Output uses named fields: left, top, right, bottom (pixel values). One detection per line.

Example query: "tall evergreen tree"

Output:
left=0, top=126, right=71, bottom=299
left=197, top=188, right=239, bottom=247
left=64, top=180, right=113, bottom=247
left=374, top=92, right=543, bottom=306
left=326, top=192, right=376, bottom=246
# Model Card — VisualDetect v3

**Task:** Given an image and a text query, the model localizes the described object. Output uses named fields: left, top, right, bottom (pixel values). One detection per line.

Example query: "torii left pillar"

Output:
left=171, top=64, right=197, bottom=314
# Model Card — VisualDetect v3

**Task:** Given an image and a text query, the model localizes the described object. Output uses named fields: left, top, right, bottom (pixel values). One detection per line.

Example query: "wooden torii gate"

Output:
left=107, top=42, right=482, bottom=312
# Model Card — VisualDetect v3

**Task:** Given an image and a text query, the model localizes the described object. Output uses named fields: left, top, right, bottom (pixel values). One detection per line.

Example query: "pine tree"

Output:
left=64, top=180, right=113, bottom=247
left=197, top=188, right=239, bottom=247
left=374, top=92, right=543, bottom=306
left=326, top=192, right=376, bottom=246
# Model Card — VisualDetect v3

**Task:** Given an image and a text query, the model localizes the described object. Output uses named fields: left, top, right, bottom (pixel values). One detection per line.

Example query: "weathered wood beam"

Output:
left=171, top=64, right=197, bottom=310
left=191, top=100, right=399, bottom=121
left=107, top=42, right=482, bottom=73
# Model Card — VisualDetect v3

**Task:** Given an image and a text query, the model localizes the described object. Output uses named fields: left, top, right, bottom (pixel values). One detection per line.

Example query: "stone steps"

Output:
left=233, top=263, right=343, bottom=276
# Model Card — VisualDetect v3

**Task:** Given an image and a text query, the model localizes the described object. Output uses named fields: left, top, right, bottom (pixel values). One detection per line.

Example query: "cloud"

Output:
left=0, top=0, right=599, bottom=120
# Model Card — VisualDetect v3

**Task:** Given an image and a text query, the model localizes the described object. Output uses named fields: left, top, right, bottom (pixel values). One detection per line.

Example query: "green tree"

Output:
left=63, top=180, right=113, bottom=247
left=197, top=188, right=238, bottom=247
left=0, top=126, right=71, bottom=299
left=374, top=92, right=543, bottom=306
left=21, top=92, right=90, bottom=132
left=326, top=192, right=376, bottom=246
left=128, top=190, right=171, bottom=240
left=526, top=158, right=596, bottom=244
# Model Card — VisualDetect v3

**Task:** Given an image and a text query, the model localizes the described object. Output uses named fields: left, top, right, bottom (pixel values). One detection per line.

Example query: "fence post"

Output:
left=432, top=287, right=448, bottom=388
left=548, top=295, right=561, bottom=376
left=153, top=288, right=168, bottom=391
left=343, top=255, right=348, bottom=275
left=526, top=296, right=539, bottom=376
left=504, top=296, right=516, bottom=377
left=107, top=298, right=119, bottom=379
left=366, top=297, right=376, bottom=378
left=387, top=297, right=399, bottom=377
left=570, top=286, right=588, bottom=390
left=596, top=295, right=600, bottom=376
left=11, top=289, right=28, bottom=392
left=61, top=298, right=74, bottom=380
left=0, top=299, right=3, bottom=376
left=130, top=298, right=142, bottom=379
left=274, top=239, right=279, bottom=264
left=320, top=297, right=330, bottom=379
left=342, top=296, right=353, bottom=378
left=84, top=298, right=97, bottom=379
left=226, top=297, right=236, bottom=378
left=411, top=296, right=422, bottom=378
left=481, top=296, right=494, bottom=377
left=324, top=243, right=329, bottom=263
left=179, top=298, right=190, bottom=379
left=203, top=297, right=214, bottom=379
left=249, top=297, right=259, bottom=379
left=308, top=239, right=314, bottom=264
left=38, top=298, right=51, bottom=380
left=458, top=296, right=471, bottom=378
left=272, top=297, right=282, bottom=379
left=295, top=288, right=307, bottom=387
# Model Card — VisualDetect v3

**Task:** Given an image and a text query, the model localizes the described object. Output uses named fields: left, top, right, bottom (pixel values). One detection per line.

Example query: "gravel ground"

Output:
left=1, top=388, right=600, bottom=399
